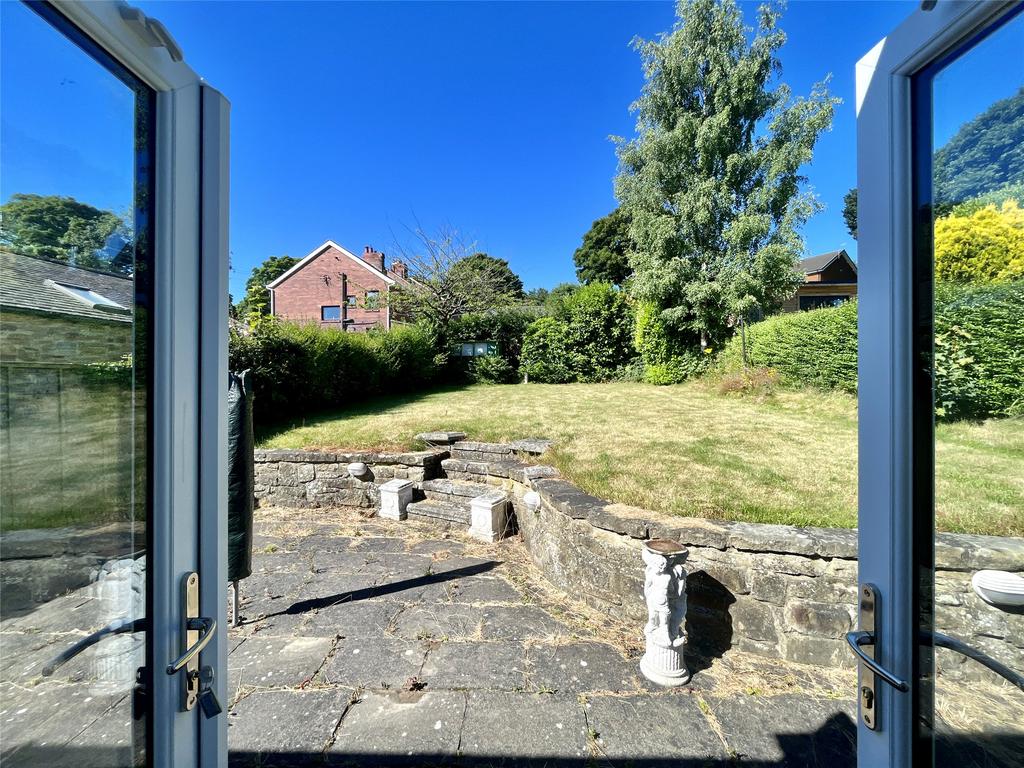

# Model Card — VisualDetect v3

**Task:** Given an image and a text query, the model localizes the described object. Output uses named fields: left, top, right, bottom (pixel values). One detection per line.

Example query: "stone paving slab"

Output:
left=459, top=691, right=590, bottom=763
left=706, top=692, right=857, bottom=767
left=300, top=598, right=405, bottom=638
left=583, top=693, right=729, bottom=764
left=228, top=688, right=349, bottom=763
left=391, top=604, right=486, bottom=640
left=527, top=641, right=640, bottom=694
left=419, top=640, right=527, bottom=691
left=479, top=605, right=572, bottom=641
left=327, top=690, right=467, bottom=765
left=319, top=636, right=428, bottom=690
left=229, top=635, right=334, bottom=697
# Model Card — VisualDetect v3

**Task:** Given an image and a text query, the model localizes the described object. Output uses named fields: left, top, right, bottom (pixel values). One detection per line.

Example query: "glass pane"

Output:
left=921, top=9, right=1024, bottom=766
left=0, top=2, right=153, bottom=765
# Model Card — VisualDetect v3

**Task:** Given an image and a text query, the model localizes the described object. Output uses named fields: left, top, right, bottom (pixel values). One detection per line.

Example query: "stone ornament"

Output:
left=640, top=538, right=690, bottom=686
left=347, top=462, right=368, bottom=478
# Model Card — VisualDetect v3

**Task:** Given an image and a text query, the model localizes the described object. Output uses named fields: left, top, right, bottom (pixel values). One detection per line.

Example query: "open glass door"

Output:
left=856, top=2, right=1023, bottom=766
left=0, top=2, right=228, bottom=766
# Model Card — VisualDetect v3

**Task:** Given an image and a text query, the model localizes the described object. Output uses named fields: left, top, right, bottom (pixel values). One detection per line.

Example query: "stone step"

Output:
left=419, top=479, right=492, bottom=503
left=406, top=499, right=472, bottom=526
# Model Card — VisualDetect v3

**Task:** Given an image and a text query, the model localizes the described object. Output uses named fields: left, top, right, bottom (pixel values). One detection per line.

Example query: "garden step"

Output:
left=420, top=479, right=492, bottom=501
left=406, top=499, right=472, bottom=526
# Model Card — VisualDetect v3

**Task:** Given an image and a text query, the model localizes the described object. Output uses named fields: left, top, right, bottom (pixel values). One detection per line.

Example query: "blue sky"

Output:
left=3, top=0, right=1018, bottom=298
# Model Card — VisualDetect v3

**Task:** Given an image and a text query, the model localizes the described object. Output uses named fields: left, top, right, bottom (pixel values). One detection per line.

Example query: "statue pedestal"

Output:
left=639, top=539, right=690, bottom=687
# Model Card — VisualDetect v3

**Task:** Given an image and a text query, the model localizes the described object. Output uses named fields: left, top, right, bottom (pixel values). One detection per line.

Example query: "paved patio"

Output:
left=227, top=507, right=862, bottom=767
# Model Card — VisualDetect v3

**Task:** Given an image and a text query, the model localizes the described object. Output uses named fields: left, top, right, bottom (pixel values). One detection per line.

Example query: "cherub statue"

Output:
left=642, top=546, right=687, bottom=648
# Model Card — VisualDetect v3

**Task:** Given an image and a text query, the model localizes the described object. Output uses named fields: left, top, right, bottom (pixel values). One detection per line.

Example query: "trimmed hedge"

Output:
left=718, top=299, right=859, bottom=393
left=228, top=321, right=440, bottom=423
left=446, top=309, right=537, bottom=382
left=718, top=281, right=1024, bottom=419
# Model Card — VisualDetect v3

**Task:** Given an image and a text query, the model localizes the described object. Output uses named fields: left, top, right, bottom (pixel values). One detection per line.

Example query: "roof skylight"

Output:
left=50, top=281, right=130, bottom=314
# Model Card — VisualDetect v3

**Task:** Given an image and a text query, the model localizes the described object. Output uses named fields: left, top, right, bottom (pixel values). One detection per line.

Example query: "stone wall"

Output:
left=253, top=449, right=445, bottom=509
left=252, top=444, right=1024, bottom=685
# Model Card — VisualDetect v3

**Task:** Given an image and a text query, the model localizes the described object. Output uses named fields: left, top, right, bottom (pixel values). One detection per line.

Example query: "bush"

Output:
left=934, top=199, right=1024, bottom=283
left=716, top=367, right=781, bottom=398
left=717, top=299, right=859, bottom=393
left=934, top=281, right=1024, bottom=419
left=228, top=320, right=440, bottom=424
left=519, top=284, right=636, bottom=383
left=468, top=355, right=517, bottom=384
left=717, top=281, right=1024, bottom=419
left=447, top=309, right=536, bottom=377
left=634, top=301, right=709, bottom=384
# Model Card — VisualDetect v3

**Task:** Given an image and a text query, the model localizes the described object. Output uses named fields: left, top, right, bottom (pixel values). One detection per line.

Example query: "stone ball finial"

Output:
left=523, top=491, right=541, bottom=513
left=347, top=462, right=369, bottom=478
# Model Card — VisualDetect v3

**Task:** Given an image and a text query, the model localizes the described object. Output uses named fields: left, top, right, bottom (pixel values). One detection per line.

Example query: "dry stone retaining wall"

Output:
left=252, top=441, right=1024, bottom=685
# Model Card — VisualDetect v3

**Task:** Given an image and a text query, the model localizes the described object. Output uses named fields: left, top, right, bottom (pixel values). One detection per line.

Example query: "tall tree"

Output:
left=842, top=187, right=857, bottom=240
left=449, top=252, right=524, bottom=299
left=573, top=208, right=633, bottom=285
left=615, top=0, right=837, bottom=349
left=237, top=255, right=300, bottom=318
left=0, top=193, right=131, bottom=272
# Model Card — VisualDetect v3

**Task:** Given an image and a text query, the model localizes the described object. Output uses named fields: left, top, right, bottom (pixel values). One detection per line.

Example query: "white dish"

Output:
left=972, top=570, right=1024, bottom=608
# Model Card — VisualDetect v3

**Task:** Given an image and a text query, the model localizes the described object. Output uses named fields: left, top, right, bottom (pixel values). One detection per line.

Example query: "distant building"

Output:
left=782, top=249, right=858, bottom=312
left=266, top=240, right=409, bottom=331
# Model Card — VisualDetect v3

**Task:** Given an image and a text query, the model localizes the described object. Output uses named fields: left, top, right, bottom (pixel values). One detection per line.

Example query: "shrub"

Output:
left=933, top=281, right=1024, bottom=419
left=717, top=299, right=859, bottom=393
left=716, top=281, right=1024, bottom=419
left=519, top=284, right=636, bottom=383
left=716, top=367, right=781, bottom=398
left=467, top=355, right=517, bottom=384
left=934, top=200, right=1024, bottom=283
left=634, top=301, right=708, bottom=384
left=519, top=317, right=579, bottom=383
left=447, top=309, right=536, bottom=375
left=228, top=320, right=440, bottom=424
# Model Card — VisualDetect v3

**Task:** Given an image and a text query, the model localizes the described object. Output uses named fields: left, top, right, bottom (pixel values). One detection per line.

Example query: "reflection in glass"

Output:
left=925, top=8, right=1024, bottom=766
left=0, top=2, right=152, bottom=765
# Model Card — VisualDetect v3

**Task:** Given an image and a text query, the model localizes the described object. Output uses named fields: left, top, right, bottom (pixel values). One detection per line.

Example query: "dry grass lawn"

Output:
left=260, top=382, right=1023, bottom=536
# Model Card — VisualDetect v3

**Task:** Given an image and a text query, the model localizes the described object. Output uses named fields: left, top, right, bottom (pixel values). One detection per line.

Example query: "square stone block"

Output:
left=378, top=479, right=414, bottom=521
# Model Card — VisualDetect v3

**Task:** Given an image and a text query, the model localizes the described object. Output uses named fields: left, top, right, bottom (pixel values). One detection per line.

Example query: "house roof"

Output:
left=266, top=239, right=397, bottom=289
left=799, top=249, right=857, bottom=275
left=0, top=250, right=133, bottom=323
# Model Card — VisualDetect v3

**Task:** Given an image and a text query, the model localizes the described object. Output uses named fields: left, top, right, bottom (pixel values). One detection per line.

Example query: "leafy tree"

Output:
left=448, top=252, right=524, bottom=299
left=615, top=0, right=837, bottom=351
left=237, top=255, right=300, bottom=318
left=935, top=88, right=1024, bottom=210
left=0, top=193, right=131, bottom=272
left=842, top=187, right=857, bottom=240
left=574, top=208, right=633, bottom=285
left=388, top=226, right=522, bottom=337
left=523, top=287, right=550, bottom=305
left=543, top=282, right=580, bottom=315
left=934, top=199, right=1024, bottom=283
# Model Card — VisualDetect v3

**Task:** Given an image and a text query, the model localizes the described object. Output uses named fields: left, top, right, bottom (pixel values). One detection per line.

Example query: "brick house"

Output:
left=266, top=240, right=409, bottom=331
left=781, top=249, right=858, bottom=312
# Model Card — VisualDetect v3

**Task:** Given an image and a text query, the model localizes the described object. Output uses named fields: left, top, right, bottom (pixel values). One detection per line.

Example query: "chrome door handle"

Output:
left=846, top=630, right=910, bottom=692
left=165, top=616, right=216, bottom=675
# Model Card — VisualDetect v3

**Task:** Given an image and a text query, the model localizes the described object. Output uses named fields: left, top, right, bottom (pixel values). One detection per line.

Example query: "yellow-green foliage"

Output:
left=934, top=199, right=1024, bottom=283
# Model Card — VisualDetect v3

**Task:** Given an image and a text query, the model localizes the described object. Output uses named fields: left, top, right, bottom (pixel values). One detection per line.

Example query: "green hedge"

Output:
left=520, top=283, right=635, bottom=383
left=718, top=282, right=1024, bottom=419
left=934, top=281, right=1024, bottom=419
left=718, top=299, right=859, bottom=393
left=446, top=309, right=537, bottom=382
left=229, top=321, right=440, bottom=423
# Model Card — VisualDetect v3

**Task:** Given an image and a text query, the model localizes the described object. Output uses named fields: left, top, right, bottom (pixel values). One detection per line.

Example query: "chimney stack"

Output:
left=390, top=260, right=409, bottom=280
left=362, top=245, right=385, bottom=273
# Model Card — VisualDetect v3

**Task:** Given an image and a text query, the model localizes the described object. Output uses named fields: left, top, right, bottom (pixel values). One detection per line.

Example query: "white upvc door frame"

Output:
left=46, top=3, right=230, bottom=767
left=855, top=2, right=1017, bottom=766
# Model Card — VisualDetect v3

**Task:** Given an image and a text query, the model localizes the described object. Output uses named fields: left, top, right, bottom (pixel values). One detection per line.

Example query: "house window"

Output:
left=321, top=305, right=341, bottom=321
left=365, top=290, right=380, bottom=310
left=799, top=295, right=848, bottom=311
left=346, top=295, right=357, bottom=308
